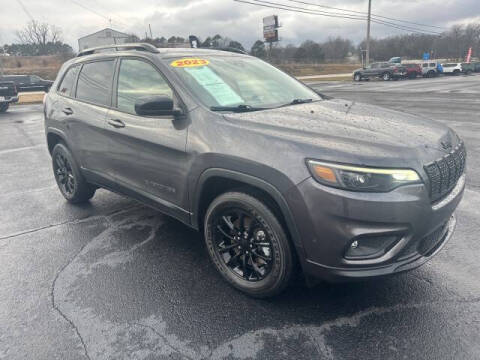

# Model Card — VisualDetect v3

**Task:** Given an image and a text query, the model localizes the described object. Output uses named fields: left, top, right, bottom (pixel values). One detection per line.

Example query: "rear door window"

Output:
left=76, top=60, right=115, bottom=106
left=57, top=66, right=79, bottom=97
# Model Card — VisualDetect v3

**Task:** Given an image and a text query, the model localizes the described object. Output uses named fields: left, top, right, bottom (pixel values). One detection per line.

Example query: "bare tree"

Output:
left=16, top=20, right=62, bottom=54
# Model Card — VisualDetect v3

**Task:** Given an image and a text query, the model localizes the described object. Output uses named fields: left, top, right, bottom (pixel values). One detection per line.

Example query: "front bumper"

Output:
left=285, top=174, right=465, bottom=282
left=0, top=96, right=19, bottom=103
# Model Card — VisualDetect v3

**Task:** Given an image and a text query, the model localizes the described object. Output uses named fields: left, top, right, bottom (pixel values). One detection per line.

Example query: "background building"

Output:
left=78, top=28, right=129, bottom=51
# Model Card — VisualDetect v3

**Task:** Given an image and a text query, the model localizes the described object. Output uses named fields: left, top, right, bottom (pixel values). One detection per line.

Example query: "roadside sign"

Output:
left=423, top=52, right=430, bottom=60
left=263, top=15, right=279, bottom=42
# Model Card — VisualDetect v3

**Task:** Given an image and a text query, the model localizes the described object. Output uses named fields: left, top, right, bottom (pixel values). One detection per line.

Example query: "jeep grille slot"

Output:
left=424, top=141, right=466, bottom=203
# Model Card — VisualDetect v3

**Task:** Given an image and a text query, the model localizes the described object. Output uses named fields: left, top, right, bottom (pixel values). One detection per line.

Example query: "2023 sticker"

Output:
left=171, top=58, right=209, bottom=67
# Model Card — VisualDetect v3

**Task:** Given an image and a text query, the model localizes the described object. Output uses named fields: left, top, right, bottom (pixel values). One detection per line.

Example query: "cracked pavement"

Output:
left=1, top=75, right=480, bottom=360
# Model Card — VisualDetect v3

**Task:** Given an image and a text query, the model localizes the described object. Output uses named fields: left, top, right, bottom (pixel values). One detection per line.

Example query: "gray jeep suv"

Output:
left=44, top=43, right=466, bottom=297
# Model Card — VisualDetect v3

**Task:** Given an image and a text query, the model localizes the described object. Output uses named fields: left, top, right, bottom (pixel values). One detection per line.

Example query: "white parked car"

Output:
left=442, top=63, right=462, bottom=75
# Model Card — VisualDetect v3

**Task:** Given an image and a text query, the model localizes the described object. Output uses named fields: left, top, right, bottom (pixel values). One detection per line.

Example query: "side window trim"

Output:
left=113, top=56, right=179, bottom=115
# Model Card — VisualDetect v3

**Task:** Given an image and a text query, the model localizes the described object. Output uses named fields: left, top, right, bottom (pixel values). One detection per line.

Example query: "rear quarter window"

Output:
left=57, top=66, right=79, bottom=97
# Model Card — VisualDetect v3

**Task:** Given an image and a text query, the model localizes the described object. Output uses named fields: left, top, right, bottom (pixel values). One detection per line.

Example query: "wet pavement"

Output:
left=1, top=75, right=479, bottom=360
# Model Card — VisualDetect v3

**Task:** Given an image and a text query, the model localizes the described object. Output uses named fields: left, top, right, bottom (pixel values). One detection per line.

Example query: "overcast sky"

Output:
left=1, top=0, right=479, bottom=50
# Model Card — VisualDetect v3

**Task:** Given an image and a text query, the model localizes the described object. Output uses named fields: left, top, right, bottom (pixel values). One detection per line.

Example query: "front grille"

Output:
left=424, top=141, right=466, bottom=203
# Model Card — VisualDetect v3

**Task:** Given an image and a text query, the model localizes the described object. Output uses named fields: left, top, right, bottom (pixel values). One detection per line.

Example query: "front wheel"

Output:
left=353, top=73, right=362, bottom=82
left=382, top=72, right=391, bottom=81
left=52, top=143, right=95, bottom=203
left=0, top=103, right=9, bottom=113
left=204, top=192, right=295, bottom=298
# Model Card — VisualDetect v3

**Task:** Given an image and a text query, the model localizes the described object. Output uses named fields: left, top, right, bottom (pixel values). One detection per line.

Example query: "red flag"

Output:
left=466, top=47, right=472, bottom=63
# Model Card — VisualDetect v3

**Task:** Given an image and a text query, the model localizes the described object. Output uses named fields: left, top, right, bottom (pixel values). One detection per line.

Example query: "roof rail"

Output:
left=208, top=47, right=248, bottom=55
left=77, top=43, right=160, bottom=57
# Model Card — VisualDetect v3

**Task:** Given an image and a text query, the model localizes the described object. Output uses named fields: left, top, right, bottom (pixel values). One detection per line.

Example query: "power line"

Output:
left=69, top=0, right=130, bottom=29
left=252, top=0, right=442, bottom=34
left=235, top=0, right=367, bottom=21
left=16, top=0, right=35, bottom=21
left=283, top=0, right=446, bottom=30
left=234, top=0, right=443, bottom=35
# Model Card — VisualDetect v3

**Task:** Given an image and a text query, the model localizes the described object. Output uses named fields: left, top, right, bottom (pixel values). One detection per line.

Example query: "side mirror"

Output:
left=134, top=95, right=182, bottom=117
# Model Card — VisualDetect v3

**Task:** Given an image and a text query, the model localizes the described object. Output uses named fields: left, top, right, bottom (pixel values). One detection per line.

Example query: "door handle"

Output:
left=107, top=119, right=126, bottom=128
left=62, top=107, right=73, bottom=115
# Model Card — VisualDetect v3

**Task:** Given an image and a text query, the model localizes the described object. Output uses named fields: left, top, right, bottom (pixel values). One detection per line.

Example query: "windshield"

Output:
left=167, top=55, right=321, bottom=110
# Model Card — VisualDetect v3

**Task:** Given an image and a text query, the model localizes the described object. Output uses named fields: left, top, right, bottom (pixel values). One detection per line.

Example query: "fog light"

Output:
left=345, top=235, right=399, bottom=260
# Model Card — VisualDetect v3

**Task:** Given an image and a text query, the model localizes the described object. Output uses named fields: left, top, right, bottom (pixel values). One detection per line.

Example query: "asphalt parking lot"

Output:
left=1, top=75, right=479, bottom=360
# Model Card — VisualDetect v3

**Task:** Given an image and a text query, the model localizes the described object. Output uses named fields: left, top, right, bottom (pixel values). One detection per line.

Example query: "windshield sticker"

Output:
left=170, top=58, right=209, bottom=68
left=184, top=66, right=244, bottom=106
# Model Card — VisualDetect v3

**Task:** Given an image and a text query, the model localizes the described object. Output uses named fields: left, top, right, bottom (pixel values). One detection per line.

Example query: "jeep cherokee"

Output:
left=44, top=44, right=466, bottom=297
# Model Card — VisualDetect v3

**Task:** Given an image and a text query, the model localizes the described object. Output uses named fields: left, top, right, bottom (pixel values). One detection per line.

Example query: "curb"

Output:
left=14, top=92, right=45, bottom=105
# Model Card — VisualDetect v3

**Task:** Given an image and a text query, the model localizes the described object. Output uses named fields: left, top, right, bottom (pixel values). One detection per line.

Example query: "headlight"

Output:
left=306, top=160, right=421, bottom=192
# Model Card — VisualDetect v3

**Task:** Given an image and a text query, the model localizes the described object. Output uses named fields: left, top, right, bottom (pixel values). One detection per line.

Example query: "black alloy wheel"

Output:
left=51, top=143, right=95, bottom=203
left=54, top=152, right=76, bottom=196
left=204, top=192, right=294, bottom=298
left=213, top=208, right=274, bottom=282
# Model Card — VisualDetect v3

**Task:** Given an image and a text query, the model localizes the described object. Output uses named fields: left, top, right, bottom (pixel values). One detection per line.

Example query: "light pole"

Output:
left=366, top=0, right=372, bottom=66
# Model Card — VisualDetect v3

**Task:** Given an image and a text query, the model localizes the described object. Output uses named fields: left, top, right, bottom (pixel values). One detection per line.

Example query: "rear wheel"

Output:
left=204, top=192, right=294, bottom=298
left=0, top=103, right=9, bottom=113
left=382, top=72, right=391, bottom=81
left=52, top=143, right=95, bottom=203
left=453, top=69, right=460, bottom=76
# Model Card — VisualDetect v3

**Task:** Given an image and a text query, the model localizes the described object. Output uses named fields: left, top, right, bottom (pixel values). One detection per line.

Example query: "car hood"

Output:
left=222, top=99, right=457, bottom=168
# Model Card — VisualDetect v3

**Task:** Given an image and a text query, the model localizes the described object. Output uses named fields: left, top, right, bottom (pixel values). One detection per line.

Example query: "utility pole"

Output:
left=149, top=24, right=153, bottom=39
left=366, top=0, right=372, bottom=66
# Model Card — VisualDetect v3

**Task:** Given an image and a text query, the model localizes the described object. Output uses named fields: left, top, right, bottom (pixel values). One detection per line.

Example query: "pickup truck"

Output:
left=0, top=81, right=19, bottom=113
left=0, top=74, right=53, bottom=92
left=353, top=62, right=407, bottom=81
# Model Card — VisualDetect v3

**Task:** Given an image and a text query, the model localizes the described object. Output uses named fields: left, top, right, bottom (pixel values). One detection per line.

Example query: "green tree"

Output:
left=228, top=40, right=245, bottom=52
left=250, top=40, right=266, bottom=58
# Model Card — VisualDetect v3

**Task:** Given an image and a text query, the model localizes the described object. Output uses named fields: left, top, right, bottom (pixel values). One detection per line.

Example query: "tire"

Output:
left=353, top=73, right=362, bottom=82
left=52, top=143, right=95, bottom=203
left=427, top=70, right=435, bottom=78
left=382, top=72, right=391, bottom=81
left=0, top=103, right=9, bottom=113
left=408, top=72, right=416, bottom=79
left=204, top=191, right=294, bottom=298
left=453, top=69, right=460, bottom=76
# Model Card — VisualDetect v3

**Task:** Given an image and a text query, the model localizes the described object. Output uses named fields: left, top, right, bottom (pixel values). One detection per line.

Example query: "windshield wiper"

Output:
left=276, top=98, right=315, bottom=108
left=210, top=104, right=268, bottom=112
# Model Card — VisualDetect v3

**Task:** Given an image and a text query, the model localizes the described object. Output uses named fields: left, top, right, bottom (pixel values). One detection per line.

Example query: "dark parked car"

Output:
left=404, top=63, right=422, bottom=79
left=353, top=62, right=407, bottom=81
left=44, top=44, right=466, bottom=297
left=0, top=74, right=53, bottom=92
left=0, top=81, right=19, bottom=113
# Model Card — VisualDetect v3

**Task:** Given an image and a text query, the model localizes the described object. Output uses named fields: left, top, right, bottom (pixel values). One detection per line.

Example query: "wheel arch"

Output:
left=46, top=128, right=69, bottom=155
left=192, top=168, right=304, bottom=255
